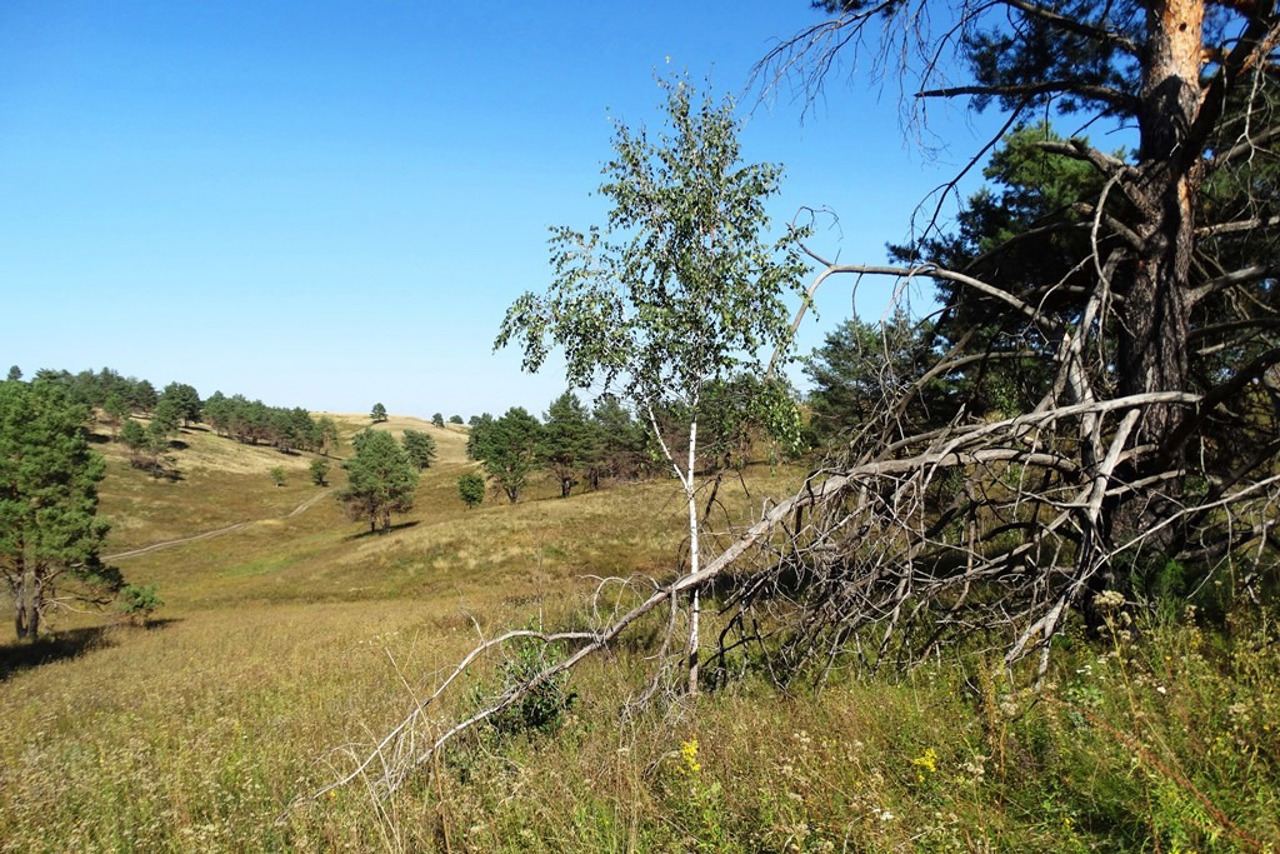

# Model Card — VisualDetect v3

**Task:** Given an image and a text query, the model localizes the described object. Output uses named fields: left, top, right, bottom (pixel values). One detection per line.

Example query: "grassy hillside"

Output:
left=1, top=412, right=1277, bottom=852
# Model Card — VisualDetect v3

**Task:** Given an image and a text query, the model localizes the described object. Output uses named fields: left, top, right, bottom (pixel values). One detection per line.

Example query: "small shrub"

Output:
left=270, top=466, right=286, bottom=487
left=309, top=457, right=330, bottom=486
left=458, top=472, right=485, bottom=509
left=483, top=633, right=577, bottom=738
left=118, top=584, right=163, bottom=624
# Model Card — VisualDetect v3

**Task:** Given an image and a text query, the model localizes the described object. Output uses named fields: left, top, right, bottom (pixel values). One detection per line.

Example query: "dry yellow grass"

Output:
left=318, top=412, right=470, bottom=465
left=4, top=420, right=1276, bottom=852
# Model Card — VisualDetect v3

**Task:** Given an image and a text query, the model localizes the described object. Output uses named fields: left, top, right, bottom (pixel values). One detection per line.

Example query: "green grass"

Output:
left=1, top=416, right=1277, bottom=852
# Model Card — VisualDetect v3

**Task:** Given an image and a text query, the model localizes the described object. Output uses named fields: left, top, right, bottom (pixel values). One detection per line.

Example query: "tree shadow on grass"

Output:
left=0, top=618, right=180, bottom=682
left=345, top=520, right=421, bottom=541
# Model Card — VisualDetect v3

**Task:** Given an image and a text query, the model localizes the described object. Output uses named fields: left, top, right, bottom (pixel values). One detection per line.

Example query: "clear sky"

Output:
left=1, top=1, right=1009, bottom=419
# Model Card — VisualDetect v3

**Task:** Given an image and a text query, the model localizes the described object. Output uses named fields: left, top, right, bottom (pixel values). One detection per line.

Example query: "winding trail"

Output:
left=104, top=488, right=331, bottom=561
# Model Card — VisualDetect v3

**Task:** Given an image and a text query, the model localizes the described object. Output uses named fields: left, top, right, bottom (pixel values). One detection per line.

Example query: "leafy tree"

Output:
left=6, top=366, right=20, bottom=382
left=160, top=382, right=201, bottom=426
left=472, top=407, right=543, bottom=504
left=431, top=412, right=445, bottom=428
left=401, top=429, right=437, bottom=470
left=270, top=466, right=287, bottom=487
left=309, top=457, right=330, bottom=486
left=458, top=472, right=486, bottom=509
left=542, top=391, right=593, bottom=498
left=697, top=374, right=803, bottom=471
left=497, top=75, right=807, bottom=692
left=370, top=402, right=388, bottom=423
left=0, top=380, right=120, bottom=640
left=448, top=414, right=463, bottom=425
left=337, top=429, right=419, bottom=533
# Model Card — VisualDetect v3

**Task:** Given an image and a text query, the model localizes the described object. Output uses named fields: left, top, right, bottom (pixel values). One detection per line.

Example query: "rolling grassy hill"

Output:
left=1, top=412, right=1276, bottom=852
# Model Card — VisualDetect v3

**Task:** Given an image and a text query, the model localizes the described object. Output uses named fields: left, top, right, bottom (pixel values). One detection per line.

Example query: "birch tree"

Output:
left=497, top=74, right=807, bottom=694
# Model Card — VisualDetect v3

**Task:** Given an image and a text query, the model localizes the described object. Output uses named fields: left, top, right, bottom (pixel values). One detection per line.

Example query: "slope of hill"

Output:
left=1, top=411, right=1275, bottom=852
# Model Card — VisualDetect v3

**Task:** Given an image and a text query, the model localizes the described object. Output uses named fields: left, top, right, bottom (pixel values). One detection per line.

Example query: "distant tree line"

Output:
left=204, top=393, right=340, bottom=455
left=466, top=380, right=798, bottom=505
left=19, top=366, right=343, bottom=477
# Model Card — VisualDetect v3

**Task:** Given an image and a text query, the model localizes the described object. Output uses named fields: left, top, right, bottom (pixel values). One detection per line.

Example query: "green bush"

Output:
left=118, top=584, right=163, bottom=624
left=458, top=472, right=485, bottom=509
left=484, top=633, right=577, bottom=739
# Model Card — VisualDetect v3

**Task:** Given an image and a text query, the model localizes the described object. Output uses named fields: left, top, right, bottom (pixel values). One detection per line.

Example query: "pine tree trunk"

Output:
left=1112, top=0, right=1203, bottom=551
left=1122, top=0, right=1201, bottom=442
left=13, top=566, right=40, bottom=642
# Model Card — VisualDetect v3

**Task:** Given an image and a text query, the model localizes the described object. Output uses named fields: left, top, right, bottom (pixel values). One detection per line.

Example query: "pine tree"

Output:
left=473, top=408, right=543, bottom=504
left=337, top=429, right=418, bottom=533
left=542, top=392, right=593, bottom=498
left=0, top=380, right=119, bottom=640
left=401, top=429, right=437, bottom=470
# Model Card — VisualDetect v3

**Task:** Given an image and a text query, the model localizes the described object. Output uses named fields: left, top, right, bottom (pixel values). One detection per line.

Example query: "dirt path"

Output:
left=104, top=489, right=331, bottom=561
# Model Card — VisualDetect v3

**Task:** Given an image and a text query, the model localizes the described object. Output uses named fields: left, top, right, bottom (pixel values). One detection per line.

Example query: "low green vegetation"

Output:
left=0, top=441, right=1273, bottom=851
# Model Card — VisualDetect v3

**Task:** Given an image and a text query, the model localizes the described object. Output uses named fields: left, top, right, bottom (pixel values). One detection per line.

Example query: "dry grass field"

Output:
left=1, top=412, right=1277, bottom=852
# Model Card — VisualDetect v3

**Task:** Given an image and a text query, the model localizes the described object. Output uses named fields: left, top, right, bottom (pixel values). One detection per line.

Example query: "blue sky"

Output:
left=1, top=1, right=1010, bottom=418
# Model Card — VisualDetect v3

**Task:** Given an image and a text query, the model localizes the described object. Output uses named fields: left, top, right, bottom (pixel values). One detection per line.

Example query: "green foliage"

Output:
left=336, top=429, right=419, bottom=533
left=269, top=466, right=286, bottom=487
left=698, top=374, right=804, bottom=470
left=496, top=72, right=807, bottom=420
left=370, top=402, right=388, bottom=423
left=311, top=416, right=341, bottom=456
left=149, top=396, right=182, bottom=435
left=586, top=394, right=649, bottom=486
left=401, top=428, right=437, bottom=470
left=118, top=418, right=147, bottom=455
left=458, top=472, right=486, bottom=508
left=204, top=394, right=325, bottom=452
left=129, top=379, right=157, bottom=413
left=431, top=412, right=445, bottom=428
left=542, top=391, right=593, bottom=497
left=0, top=379, right=119, bottom=640
left=101, top=392, right=130, bottom=435
left=471, top=408, right=543, bottom=504
left=160, top=382, right=202, bottom=426
left=483, top=633, right=577, bottom=739
left=448, top=414, right=464, bottom=424
left=308, top=457, right=330, bottom=487
left=117, top=583, right=163, bottom=623
left=6, top=365, right=20, bottom=382
left=466, top=413, right=494, bottom=460
left=803, top=310, right=946, bottom=441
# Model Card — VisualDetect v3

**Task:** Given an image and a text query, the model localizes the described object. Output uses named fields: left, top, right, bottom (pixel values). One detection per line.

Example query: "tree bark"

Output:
left=13, top=565, right=41, bottom=642
left=1123, top=0, right=1203, bottom=444
left=1110, top=0, right=1205, bottom=552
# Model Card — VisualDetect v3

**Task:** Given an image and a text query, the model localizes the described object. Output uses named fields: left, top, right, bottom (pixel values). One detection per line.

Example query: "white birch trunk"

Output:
left=685, top=416, right=700, bottom=696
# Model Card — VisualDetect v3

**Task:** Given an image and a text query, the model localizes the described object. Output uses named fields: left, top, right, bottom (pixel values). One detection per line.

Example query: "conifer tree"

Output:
left=0, top=380, right=119, bottom=640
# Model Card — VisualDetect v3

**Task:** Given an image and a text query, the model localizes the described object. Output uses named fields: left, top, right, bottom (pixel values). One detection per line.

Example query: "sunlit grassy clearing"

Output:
left=2, top=415, right=1276, bottom=852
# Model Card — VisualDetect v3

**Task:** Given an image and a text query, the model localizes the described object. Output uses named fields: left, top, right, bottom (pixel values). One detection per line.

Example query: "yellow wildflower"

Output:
left=910, top=747, right=938, bottom=782
left=680, top=738, right=701, bottom=774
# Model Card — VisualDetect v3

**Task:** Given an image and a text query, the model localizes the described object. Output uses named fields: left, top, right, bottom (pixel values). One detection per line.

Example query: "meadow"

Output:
left=1, top=415, right=1276, bottom=852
